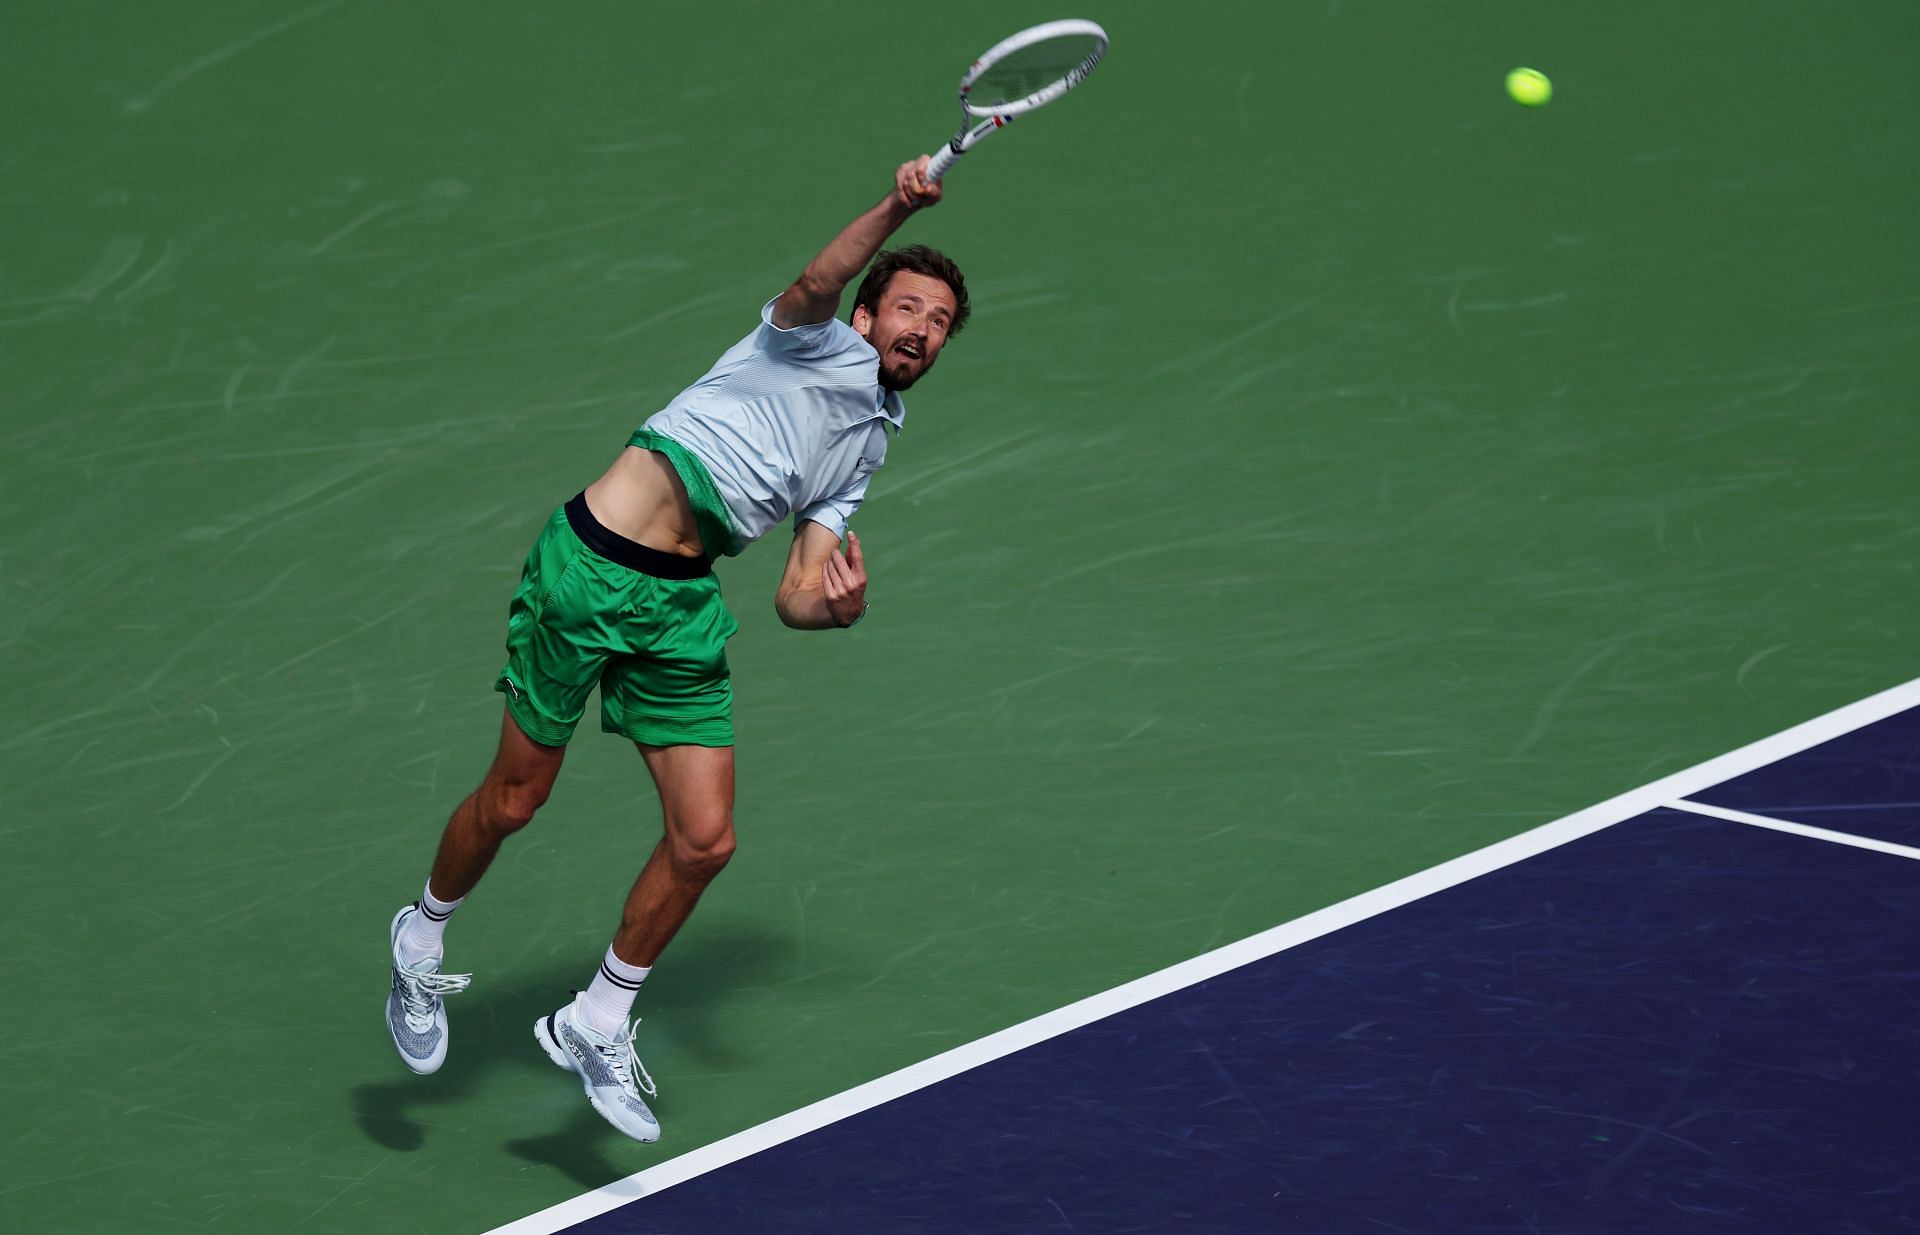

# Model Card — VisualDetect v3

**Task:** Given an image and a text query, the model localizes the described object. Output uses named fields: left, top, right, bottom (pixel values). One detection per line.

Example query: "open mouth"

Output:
left=893, top=340, right=923, bottom=363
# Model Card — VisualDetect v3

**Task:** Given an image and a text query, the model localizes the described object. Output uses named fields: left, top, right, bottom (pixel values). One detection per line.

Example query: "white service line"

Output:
left=1669, top=798, right=1920, bottom=863
left=481, top=675, right=1920, bottom=1235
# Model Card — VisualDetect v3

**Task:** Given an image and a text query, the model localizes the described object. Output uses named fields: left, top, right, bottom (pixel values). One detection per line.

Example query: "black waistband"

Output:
left=564, top=492, right=712, bottom=579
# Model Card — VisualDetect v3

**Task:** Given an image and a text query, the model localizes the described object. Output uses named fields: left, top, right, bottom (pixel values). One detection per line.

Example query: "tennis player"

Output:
left=383, top=155, right=967, bottom=1143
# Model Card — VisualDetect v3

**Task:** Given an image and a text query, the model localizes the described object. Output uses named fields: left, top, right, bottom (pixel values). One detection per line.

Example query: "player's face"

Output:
left=853, top=273, right=958, bottom=392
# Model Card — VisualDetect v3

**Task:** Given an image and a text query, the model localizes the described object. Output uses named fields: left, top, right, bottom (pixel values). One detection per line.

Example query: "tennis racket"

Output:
left=925, top=19, right=1109, bottom=185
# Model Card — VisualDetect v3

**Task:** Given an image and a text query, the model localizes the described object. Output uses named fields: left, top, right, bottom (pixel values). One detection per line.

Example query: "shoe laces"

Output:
left=397, top=959, right=472, bottom=1029
left=595, top=1018, right=658, bottom=1099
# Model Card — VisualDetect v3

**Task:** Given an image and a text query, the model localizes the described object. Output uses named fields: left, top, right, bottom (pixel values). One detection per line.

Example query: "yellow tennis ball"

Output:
left=1506, top=67, right=1552, bottom=107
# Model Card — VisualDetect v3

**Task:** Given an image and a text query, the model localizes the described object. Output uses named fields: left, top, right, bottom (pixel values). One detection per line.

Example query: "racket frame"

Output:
left=926, top=18, right=1108, bottom=184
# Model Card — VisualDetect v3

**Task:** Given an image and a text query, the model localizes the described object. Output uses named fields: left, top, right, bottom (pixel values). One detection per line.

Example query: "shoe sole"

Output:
left=534, top=1012, right=660, bottom=1143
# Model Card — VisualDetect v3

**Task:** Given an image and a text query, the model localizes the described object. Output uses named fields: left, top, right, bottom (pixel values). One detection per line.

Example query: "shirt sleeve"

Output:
left=793, top=469, right=873, bottom=542
left=755, top=295, right=846, bottom=361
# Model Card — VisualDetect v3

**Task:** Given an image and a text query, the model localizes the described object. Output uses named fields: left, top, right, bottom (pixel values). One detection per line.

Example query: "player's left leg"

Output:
left=618, top=742, right=738, bottom=963
left=535, top=744, right=734, bottom=1144
left=534, top=556, right=739, bottom=1143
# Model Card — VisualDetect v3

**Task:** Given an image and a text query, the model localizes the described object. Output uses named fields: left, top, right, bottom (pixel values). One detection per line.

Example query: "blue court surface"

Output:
left=495, top=686, right=1920, bottom=1235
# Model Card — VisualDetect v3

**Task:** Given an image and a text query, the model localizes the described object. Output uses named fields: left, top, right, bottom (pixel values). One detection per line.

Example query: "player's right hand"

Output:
left=896, top=156, right=942, bottom=210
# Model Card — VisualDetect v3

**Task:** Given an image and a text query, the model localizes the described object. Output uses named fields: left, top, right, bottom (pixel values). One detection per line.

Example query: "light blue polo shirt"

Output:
left=641, top=297, right=905, bottom=551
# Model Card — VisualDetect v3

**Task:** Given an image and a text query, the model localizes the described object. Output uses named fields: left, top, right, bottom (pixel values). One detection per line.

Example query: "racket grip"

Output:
left=926, top=141, right=962, bottom=185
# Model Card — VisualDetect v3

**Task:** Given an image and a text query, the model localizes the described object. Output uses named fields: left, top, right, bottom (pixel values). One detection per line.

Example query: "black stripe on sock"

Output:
left=599, top=962, right=646, bottom=991
left=419, top=900, right=454, bottom=921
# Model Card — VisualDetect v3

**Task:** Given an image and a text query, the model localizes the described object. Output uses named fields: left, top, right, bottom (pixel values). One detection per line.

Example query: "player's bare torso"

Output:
left=582, top=448, right=706, bottom=558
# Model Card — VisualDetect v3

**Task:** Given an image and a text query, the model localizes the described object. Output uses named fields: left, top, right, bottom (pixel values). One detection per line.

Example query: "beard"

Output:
left=877, top=346, right=932, bottom=392
left=877, top=354, right=921, bottom=391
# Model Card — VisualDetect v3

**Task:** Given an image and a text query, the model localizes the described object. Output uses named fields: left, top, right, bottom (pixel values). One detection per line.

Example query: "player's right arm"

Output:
left=771, top=158, right=943, bottom=329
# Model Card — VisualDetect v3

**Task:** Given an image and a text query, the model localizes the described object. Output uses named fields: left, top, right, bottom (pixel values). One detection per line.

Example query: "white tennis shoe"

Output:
left=535, top=995, right=661, bottom=1143
left=385, top=904, right=471, bottom=1075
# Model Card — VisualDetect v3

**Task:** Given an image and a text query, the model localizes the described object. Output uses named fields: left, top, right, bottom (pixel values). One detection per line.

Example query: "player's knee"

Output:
left=481, top=777, right=551, bottom=838
left=668, top=817, right=735, bottom=884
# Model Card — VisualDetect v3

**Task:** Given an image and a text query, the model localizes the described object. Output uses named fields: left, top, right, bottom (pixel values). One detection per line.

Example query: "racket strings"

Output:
left=965, top=36, right=1102, bottom=111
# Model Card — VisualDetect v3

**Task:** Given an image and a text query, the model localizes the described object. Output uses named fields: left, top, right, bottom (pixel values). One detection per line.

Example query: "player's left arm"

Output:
left=774, top=521, right=868, bottom=630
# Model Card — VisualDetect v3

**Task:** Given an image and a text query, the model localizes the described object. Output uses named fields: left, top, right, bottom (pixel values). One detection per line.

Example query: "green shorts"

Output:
left=493, top=492, right=739, bottom=748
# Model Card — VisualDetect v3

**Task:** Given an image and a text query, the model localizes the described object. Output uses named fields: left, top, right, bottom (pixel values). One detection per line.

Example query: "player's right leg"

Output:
left=387, top=500, right=612, bottom=1074
left=388, top=709, right=567, bottom=1074
left=418, top=709, right=570, bottom=911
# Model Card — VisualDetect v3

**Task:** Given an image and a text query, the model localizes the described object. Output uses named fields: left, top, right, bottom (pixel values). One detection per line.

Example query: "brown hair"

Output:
left=852, top=244, right=970, bottom=336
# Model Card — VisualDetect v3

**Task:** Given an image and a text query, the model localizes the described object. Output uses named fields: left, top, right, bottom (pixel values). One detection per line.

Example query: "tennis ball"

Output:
left=1506, top=67, right=1552, bottom=107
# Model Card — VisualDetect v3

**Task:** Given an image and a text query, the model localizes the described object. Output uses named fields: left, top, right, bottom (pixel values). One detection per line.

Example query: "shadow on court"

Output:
left=351, top=927, right=796, bottom=1188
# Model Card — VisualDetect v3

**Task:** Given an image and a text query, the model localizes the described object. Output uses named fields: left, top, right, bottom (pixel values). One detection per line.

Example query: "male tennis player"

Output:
left=383, top=156, right=967, bottom=1143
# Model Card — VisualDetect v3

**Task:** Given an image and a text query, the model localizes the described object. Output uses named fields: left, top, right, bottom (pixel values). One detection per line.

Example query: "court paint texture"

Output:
left=498, top=685, right=1920, bottom=1233
left=3, top=3, right=1916, bottom=1231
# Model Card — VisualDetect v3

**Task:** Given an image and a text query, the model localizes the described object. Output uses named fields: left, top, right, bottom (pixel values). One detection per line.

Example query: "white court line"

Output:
left=1669, top=798, right=1920, bottom=863
left=482, top=675, right=1920, bottom=1235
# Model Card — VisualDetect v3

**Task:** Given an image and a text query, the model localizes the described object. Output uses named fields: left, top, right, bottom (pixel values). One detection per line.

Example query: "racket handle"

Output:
left=926, top=140, right=962, bottom=185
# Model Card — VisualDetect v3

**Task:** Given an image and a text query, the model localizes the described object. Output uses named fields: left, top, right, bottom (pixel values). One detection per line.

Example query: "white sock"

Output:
left=579, top=946, right=650, bottom=1037
left=399, top=882, right=463, bottom=967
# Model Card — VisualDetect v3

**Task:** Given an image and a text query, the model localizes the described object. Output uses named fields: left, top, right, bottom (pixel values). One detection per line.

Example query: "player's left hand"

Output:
left=823, top=530, right=868, bottom=627
left=896, top=156, right=942, bottom=210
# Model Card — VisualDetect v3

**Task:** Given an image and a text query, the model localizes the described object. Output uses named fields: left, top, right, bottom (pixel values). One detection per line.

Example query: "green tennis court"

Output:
left=3, top=2, right=1915, bottom=1230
